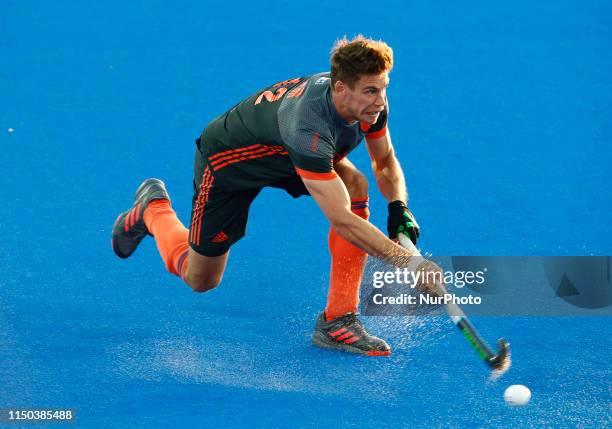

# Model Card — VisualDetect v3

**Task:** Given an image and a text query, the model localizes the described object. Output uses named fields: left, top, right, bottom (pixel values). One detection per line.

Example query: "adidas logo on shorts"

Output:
left=211, top=231, right=229, bottom=243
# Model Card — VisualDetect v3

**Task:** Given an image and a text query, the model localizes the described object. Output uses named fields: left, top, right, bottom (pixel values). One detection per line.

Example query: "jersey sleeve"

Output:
left=364, top=103, right=389, bottom=140
left=284, top=126, right=337, bottom=180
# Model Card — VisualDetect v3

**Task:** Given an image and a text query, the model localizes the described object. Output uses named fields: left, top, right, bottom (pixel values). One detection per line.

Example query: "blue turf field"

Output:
left=1, top=1, right=611, bottom=427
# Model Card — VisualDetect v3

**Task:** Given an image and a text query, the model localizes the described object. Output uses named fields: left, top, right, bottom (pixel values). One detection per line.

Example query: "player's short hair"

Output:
left=330, top=35, right=394, bottom=89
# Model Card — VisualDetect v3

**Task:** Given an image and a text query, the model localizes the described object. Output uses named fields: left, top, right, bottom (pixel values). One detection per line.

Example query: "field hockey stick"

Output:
left=398, top=234, right=511, bottom=372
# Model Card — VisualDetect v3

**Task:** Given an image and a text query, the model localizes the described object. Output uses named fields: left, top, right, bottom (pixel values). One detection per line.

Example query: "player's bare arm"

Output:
left=366, top=130, right=407, bottom=203
left=302, top=176, right=411, bottom=261
left=367, top=129, right=421, bottom=244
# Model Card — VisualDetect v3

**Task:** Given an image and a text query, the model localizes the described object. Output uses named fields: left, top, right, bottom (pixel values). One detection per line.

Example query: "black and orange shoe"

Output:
left=111, top=178, right=170, bottom=259
left=311, top=312, right=391, bottom=356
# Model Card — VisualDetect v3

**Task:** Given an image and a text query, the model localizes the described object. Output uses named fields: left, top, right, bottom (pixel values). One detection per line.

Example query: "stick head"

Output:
left=488, top=338, right=511, bottom=379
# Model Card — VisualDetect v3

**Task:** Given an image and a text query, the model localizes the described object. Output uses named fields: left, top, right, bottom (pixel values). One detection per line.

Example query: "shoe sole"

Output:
left=311, top=332, right=391, bottom=356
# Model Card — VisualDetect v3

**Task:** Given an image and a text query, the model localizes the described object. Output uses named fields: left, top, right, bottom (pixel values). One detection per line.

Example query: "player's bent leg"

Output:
left=182, top=248, right=229, bottom=293
left=113, top=179, right=211, bottom=293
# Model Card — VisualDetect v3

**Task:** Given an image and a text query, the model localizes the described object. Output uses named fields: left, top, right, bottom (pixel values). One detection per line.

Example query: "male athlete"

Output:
left=112, top=36, right=437, bottom=356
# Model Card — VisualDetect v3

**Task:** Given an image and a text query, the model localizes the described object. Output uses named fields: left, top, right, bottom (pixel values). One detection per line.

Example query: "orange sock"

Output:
left=325, top=198, right=369, bottom=321
left=143, top=200, right=190, bottom=279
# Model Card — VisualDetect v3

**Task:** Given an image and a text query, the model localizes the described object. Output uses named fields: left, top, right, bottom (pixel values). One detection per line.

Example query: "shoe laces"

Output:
left=338, top=312, right=366, bottom=335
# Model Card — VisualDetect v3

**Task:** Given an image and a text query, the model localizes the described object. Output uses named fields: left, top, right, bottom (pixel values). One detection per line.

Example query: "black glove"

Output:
left=387, top=200, right=420, bottom=244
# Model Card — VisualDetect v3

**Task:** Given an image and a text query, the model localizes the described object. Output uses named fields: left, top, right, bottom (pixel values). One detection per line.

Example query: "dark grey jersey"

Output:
left=198, top=72, right=388, bottom=189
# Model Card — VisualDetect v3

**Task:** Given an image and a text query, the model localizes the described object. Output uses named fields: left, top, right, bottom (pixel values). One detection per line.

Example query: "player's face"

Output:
left=344, top=73, right=389, bottom=124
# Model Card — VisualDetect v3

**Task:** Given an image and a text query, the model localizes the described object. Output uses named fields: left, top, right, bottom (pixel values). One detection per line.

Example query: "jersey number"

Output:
left=254, top=78, right=307, bottom=105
